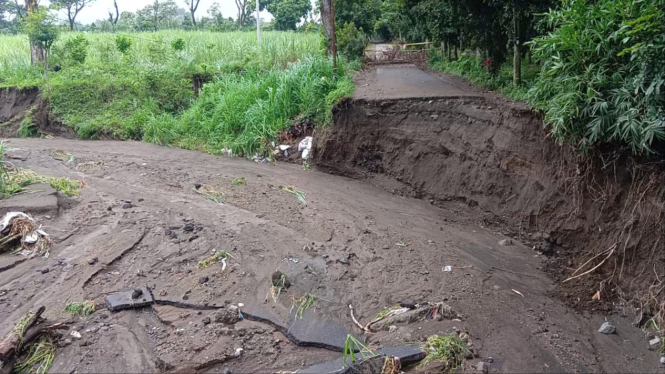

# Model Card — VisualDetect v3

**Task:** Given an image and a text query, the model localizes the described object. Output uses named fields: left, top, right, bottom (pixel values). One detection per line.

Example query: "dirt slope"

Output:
left=0, top=138, right=660, bottom=373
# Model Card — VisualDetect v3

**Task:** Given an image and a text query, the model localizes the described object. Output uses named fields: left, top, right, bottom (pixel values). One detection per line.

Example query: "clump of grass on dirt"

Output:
left=197, top=250, right=232, bottom=269
left=194, top=184, right=225, bottom=204
left=420, top=334, right=466, bottom=372
left=266, top=272, right=287, bottom=303
left=232, top=177, right=246, bottom=186
left=273, top=184, right=306, bottom=205
left=14, top=336, right=56, bottom=374
left=375, top=306, right=401, bottom=320
left=11, top=312, right=34, bottom=341
left=342, top=334, right=376, bottom=366
left=64, top=300, right=95, bottom=316
left=290, top=293, right=316, bottom=320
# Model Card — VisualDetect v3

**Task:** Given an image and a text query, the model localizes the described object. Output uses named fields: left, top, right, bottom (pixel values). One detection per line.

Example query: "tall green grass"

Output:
left=0, top=31, right=353, bottom=153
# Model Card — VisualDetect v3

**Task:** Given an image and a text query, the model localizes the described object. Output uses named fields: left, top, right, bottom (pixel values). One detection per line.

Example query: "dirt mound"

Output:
left=315, top=97, right=665, bottom=322
left=0, top=87, right=75, bottom=139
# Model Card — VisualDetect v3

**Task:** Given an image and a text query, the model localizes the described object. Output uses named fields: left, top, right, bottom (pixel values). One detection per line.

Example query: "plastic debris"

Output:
left=298, top=137, right=312, bottom=160
left=70, top=331, right=82, bottom=340
left=234, top=348, right=244, bottom=357
left=0, top=212, right=50, bottom=257
left=278, top=145, right=291, bottom=151
left=443, top=265, right=452, bottom=272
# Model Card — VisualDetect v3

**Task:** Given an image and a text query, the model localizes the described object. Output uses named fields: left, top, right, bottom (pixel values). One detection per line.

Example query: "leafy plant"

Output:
left=419, top=334, right=466, bottom=372
left=17, top=110, right=37, bottom=138
left=114, top=34, right=132, bottom=55
left=197, top=250, right=232, bottom=269
left=527, top=0, right=665, bottom=155
left=64, top=300, right=96, bottom=316
left=14, top=337, right=55, bottom=374
left=277, top=185, right=306, bottom=205
left=171, top=37, right=185, bottom=51
left=342, top=334, right=376, bottom=367
left=232, top=177, right=246, bottom=186
left=63, top=34, right=89, bottom=65
left=337, top=22, right=368, bottom=60
left=290, top=293, right=315, bottom=319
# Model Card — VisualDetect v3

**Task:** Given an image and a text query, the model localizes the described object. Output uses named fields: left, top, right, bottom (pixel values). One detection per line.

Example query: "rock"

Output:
left=131, top=288, right=143, bottom=299
left=477, top=362, right=489, bottom=374
left=183, top=223, right=194, bottom=232
left=70, top=331, right=82, bottom=340
left=222, top=368, right=232, bottom=374
left=88, top=257, right=98, bottom=265
left=484, top=357, right=494, bottom=363
left=399, top=301, right=417, bottom=309
left=41, top=268, right=50, bottom=274
left=194, top=183, right=202, bottom=190
left=498, top=239, right=512, bottom=246
left=61, top=338, right=72, bottom=346
left=199, top=276, right=209, bottom=284
left=202, top=316, right=211, bottom=325
left=79, top=340, right=92, bottom=347
left=271, top=271, right=291, bottom=288
left=213, top=308, right=239, bottom=324
left=598, top=321, right=616, bottom=334
left=649, top=337, right=662, bottom=350
left=138, top=198, right=144, bottom=202
left=122, top=203, right=133, bottom=209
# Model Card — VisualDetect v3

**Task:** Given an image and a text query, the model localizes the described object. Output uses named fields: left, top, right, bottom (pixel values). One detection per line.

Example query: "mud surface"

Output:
left=0, top=138, right=661, bottom=373
left=317, top=66, right=665, bottom=347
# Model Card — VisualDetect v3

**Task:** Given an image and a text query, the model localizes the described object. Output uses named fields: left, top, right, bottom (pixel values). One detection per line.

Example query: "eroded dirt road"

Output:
left=0, top=138, right=660, bottom=373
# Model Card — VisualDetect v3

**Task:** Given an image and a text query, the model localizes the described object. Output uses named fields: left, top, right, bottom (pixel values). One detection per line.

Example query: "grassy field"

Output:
left=0, top=31, right=354, bottom=154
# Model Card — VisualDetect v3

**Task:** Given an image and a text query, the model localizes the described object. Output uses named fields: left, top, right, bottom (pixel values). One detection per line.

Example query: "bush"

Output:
left=527, top=0, right=665, bottom=155
left=337, top=22, right=368, bottom=60
left=115, top=35, right=132, bottom=55
left=63, top=35, right=89, bottom=65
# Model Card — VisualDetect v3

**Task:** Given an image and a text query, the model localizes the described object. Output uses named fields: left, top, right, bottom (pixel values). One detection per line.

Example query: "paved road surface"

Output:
left=354, top=64, right=479, bottom=99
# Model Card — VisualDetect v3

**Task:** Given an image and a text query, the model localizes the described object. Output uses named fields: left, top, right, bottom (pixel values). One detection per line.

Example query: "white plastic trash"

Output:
left=302, top=148, right=310, bottom=160
left=298, top=137, right=312, bottom=152
left=443, top=265, right=452, bottom=272
left=278, top=145, right=291, bottom=151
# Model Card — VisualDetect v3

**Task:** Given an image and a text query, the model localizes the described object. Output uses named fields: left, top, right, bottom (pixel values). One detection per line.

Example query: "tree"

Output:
left=24, top=6, right=58, bottom=96
left=334, top=0, right=380, bottom=36
left=234, top=0, right=250, bottom=27
left=25, top=0, right=43, bottom=64
left=260, top=0, right=311, bottom=30
left=51, top=0, right=96, bottom=31
left=107, top=0, right=119, bottom=28
left=184, top=0, right=200, bottom=28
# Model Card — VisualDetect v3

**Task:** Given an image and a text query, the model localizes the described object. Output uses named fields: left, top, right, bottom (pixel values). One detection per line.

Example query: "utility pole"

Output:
left=256, top=0, right=261, bottom=43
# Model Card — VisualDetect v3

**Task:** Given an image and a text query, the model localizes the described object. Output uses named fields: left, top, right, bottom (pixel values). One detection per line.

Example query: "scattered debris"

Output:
left=598, top=321, right=616, bottom=334
left=0, top=212, right=51, bottom=257
left=649, top=337, right=662, bottom=350
left=105, top=287, right=154, bottom=312
left=498, top=239, right=512, bottom=246
left=592, top=290, right=601, bottom=301
left=194, top=184, right=225, bottom=204
left=197, top=250, right=232, bottom=269
left=419, top=334, right=465, bottom=372
left=298, top=137, right=312, bottom=160
left=366, top=302, right=456, bottom=332
left=64, top=301, right=95, bottom=317
left=270, top=184, right=307, bottom=205
left=266, top=271, right=290, bottom=303
left=511, top=289, right=524, bottom=297
left=233, top=347, right=244, bottom=357
left=290, top=293, right=316, bottom=320
left=443, top=265, right=452, bottom=272
left=69, top=331, right=82, bottom=340
left=659, top=356, right=665, bottom=368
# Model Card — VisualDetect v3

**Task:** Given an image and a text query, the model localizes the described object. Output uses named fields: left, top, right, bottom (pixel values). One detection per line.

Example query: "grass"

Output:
left=429, top=53, right=539, bottom=102
left=11, top=312, right=34, bottom=341
left=375, top=305, right=400, bottom=320
left=15, top=336, right=56, bottom=374
left=194, top=184, right=225, bottom=204
left=342, top=334, right=376, bottom=367
left=64, top=300, right=96, bottom=316
left=419, top=334, right=466, bottom=372
left=267, top=273, right=287, bottom=303
left=290, top=293, right=316, bottom=319
left=0, top=31, right=355, bottom=156
left=0, top=143, right=83, bottom=199
left=274, top=184, right=307, bottom=205
left=232, top=177, right=246, bottom=186
left=197, top=250, right=232, bottom=269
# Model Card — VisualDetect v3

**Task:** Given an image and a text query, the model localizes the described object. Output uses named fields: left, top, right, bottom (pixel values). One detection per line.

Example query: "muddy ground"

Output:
left=0, top=66, right=663, bottom=373
left=0, top=138, right=660, bottom=373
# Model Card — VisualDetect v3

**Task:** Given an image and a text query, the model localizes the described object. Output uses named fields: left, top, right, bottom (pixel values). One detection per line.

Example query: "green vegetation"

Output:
left=232, top=177, right=246, bottom=186
left=197, top=250, right=232, bottom=269
left=290, top=293, right=315, bottom=319
left=18, top=107, right=37, bottom=138
left=64, top=300, right=96, bottom=316
left=15, top=337, right=56, bottom=374
left=0, top=143, right=83, bottom=199
left=275, top=185, right=307, bottom=205
left=420, top=334, right=466, bottom=372
left=375, top=305, right=400, bottom=319
left=342, top=334, right=376, bottom=366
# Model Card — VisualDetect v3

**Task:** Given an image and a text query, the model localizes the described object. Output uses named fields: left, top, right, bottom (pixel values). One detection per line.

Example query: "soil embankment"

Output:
left=316, top=66, right=665, bottom=320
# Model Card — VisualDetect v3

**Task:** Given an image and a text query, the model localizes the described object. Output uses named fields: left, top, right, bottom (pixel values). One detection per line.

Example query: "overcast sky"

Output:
left=42, top=0, right=270, bottom=25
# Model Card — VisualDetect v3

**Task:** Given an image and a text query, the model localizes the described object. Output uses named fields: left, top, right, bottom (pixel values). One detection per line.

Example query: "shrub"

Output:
left=114, top=35, right=132, bottom=55
left=63, top=35, right=89, bottom=65
left=527, top=0, right=665, bottom=155
left=337, top=22, right=368, bottom=60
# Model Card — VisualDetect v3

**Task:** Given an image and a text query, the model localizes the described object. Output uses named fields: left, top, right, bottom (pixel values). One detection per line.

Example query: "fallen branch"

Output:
left=563, top=244, right=616, bottom=283
left=0, top=306, right=44, bottom=360
left=348, top=304, right=368, bottom=332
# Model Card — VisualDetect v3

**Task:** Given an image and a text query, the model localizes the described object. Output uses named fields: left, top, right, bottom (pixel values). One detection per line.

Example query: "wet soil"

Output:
left=0, top=138, right=661, bottom=373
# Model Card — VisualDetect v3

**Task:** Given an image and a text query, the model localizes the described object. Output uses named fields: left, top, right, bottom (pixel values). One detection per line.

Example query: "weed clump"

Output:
left=420, top=334, right=466, bottom=372
left=64, top=300, right=96, bottom=316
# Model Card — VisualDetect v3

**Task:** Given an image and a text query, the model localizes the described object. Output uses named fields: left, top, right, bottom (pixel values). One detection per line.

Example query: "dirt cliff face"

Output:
left=316, top=96, right=665, bottom=319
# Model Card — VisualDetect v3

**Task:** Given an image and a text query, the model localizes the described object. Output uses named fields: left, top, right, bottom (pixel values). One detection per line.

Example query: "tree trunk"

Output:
left=44, top=50, right=50, bottom=98
left=330, top=0, right=337, bottom=74
left=320, top=0, right=333, bottom=56
left=513, top=11, right=521, bottom=86
left=190, top=10, right=196, bottom=28
left=26, top=0, right=44, bottom=65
